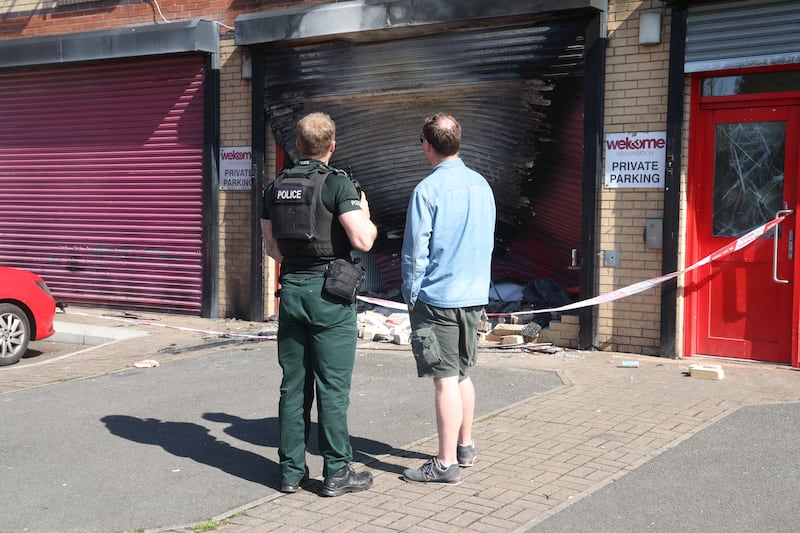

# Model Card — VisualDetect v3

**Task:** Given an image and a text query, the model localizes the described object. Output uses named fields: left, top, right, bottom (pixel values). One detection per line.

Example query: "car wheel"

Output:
left=0, top=303, right=30, bottom=366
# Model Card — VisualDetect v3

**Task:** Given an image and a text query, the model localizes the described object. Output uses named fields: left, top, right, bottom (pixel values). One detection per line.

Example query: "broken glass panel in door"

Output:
left=713, top=121, right=785, bottom=237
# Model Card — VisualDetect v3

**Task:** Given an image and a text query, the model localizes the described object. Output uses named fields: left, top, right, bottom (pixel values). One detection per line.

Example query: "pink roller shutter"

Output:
left=0, top=55, right=205, bottom=313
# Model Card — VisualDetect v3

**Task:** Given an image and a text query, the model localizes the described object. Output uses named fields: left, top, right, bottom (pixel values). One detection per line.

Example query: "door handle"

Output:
left=773, top=209, right=794, bottom=284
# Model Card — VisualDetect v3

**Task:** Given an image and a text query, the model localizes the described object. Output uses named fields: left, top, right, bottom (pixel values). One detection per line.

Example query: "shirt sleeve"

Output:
left=401, top=187, right=432, bottom=306
left=324, top=170, right=361, bottom=215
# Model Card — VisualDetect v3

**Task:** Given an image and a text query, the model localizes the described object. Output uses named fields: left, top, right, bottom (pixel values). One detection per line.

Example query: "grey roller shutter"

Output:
left=686, top=0, right=800, bottom=73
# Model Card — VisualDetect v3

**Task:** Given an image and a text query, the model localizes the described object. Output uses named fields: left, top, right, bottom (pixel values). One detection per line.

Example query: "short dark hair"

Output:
left=422, top=113, right=461, bottom=156
left=297, top=112, right=335, bottom=158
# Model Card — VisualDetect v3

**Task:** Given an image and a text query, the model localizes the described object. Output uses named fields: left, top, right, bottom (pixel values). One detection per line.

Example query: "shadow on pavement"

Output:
left=102, top=415, right=275, bottom=485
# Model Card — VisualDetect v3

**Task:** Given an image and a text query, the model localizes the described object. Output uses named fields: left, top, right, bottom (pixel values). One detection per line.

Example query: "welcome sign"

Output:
left=604, top=132, right=666, bottom=189
left=220, top=147, right=253, bottom=191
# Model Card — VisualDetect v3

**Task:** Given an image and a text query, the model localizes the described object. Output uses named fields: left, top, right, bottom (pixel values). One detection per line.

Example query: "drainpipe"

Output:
left=659, top=6, right=687, bottom=358
left=250, top=46, right=267, bottom=321
left=202, top=28, right=221, bottom=319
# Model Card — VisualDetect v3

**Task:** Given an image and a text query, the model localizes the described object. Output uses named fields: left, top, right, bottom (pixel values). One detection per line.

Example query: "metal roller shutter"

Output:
left=0, top=54, right=205, bottom=313
left=261, top=19, right=587, bottom=290
left=686, top=0, right=800, bottom=73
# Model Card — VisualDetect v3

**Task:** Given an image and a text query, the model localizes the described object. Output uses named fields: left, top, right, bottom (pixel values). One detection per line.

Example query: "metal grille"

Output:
left=261, top=19, right=587, bottom=290
left=686, top=0, right=800, bottom=73
left=0, top=55, right=205, bottom=313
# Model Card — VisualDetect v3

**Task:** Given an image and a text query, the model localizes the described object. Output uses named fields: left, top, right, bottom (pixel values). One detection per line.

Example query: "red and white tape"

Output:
left=66, top=214, right=789, bottom=328
left=358, top=214, right=789, bottom=317
left=64, top=311, right=278, bottom=340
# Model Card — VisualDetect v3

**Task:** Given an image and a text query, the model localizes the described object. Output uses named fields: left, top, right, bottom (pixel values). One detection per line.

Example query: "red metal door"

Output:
left=687, top=104, right=799, bottom=363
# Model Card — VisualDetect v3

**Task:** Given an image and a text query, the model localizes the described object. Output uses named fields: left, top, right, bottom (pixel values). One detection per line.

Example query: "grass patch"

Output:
left=191, top=519, right=221, bottom=532
left=476, top=412, right=498, bottom=423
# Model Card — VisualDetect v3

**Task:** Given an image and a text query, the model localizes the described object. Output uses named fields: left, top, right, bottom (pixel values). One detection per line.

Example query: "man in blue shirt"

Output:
left=401, top=113, right=496, bottom=484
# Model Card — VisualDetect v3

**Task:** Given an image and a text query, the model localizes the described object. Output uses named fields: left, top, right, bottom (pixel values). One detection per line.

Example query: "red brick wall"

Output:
left=0, top=1, right=328, bottom=40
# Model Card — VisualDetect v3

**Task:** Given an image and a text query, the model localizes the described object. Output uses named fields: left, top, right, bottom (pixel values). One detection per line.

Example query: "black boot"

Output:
left=280, top=466, right=310, bottom=494
left=321, top=464, right=373, bottom=497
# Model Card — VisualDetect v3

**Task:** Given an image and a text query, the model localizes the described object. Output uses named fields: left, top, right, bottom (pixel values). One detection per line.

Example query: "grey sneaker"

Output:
left=457, top=442, right=477, bottom=467
left=403, top=457, right=462, bottom=485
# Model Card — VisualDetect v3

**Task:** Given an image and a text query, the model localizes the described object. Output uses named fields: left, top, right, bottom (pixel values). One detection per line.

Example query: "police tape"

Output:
left=64, top=311, right=278, bottom=340
left=357, top=214, right=788, bottom=317
left=357, top=296, right=408, bottom=311
left=62, top=214, right=790, bottom=330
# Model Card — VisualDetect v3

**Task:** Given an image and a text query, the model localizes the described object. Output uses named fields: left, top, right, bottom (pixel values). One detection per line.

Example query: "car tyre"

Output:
left=0, top=303, right=30, bottom=366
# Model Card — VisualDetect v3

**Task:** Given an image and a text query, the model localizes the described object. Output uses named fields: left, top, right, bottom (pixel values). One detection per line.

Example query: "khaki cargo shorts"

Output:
left=409, top=301, right=482, bottom=380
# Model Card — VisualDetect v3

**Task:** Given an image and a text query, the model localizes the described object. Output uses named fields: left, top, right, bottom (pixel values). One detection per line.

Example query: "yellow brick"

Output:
left=689, top=364, right=725, bottom=380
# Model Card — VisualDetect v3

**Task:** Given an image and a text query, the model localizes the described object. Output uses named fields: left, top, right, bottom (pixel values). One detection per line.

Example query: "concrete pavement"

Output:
left=4, top=306, right=800, bottom=532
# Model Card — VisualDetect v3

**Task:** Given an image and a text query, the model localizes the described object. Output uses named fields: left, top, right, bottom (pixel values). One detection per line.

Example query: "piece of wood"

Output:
left=491, top=324, right=526, bottom=336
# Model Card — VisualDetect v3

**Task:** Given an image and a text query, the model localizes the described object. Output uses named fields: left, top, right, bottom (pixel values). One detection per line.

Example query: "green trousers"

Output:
left=276, top=275, right=358, bottom=482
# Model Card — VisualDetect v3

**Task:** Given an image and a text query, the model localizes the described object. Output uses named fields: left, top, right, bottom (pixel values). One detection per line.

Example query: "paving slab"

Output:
left=529, top=402, right=800, bottom=533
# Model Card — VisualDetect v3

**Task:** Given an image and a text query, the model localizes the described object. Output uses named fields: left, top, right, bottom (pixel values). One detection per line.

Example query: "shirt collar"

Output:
left=432, top=157, right=464, bottom=172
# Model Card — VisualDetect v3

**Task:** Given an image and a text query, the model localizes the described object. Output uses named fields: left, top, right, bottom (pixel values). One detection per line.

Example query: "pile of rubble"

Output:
left=478, top=321, right=562, bottom=354
left=357, top=310, right=411, bottom=344
left=357, top=308, right=562, bottom=354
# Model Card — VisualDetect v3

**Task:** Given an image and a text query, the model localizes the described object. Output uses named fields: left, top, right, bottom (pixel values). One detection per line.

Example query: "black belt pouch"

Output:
left=323, top=258, right=366, bottom=303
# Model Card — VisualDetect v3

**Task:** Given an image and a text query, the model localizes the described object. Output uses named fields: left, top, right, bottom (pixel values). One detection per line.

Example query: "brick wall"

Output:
left=219, top=37, right=252, bottom=318
left=218, top=37, right=280, bottom=319
left=0, top=1, right=321, bottom=38
left=599, top=0, right=670, bottom=355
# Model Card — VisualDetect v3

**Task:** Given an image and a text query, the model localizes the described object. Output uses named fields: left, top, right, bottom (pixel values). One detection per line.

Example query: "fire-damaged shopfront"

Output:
left=4, top=0, right=800, bottom=366
left=239, top=0, right=800, bottom=367
left=237, top=1, right=607, bottom=350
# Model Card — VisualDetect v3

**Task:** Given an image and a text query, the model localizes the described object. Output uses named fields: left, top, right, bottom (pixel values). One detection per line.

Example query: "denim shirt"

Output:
left=401, top=158, right=496, bottom=308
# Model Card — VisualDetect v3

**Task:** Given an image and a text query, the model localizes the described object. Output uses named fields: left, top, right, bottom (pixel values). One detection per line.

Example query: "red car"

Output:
left=0, top=267, right=57, bottom=366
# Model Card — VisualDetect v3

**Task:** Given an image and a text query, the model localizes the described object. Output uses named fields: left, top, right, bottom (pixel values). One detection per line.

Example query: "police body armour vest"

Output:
left=269, top=165, right=349, bottom=258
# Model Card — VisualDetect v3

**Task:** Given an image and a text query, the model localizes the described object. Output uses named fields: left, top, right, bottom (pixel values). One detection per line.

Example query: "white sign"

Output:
left=220, top=147, right=253, bottom=191
left=604, top=132, right=666, bottom=189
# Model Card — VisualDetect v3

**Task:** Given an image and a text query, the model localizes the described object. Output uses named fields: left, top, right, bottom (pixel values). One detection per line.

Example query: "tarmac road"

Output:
left=0, top=343, right=561, bottom=533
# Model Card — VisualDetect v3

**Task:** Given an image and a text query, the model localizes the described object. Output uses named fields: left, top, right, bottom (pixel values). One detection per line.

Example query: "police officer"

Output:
left=260, top=112, right=377, bottom=497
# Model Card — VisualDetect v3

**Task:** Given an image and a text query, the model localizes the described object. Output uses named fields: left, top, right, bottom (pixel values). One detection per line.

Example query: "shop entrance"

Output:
left=686, top=72, right=800, bottom=365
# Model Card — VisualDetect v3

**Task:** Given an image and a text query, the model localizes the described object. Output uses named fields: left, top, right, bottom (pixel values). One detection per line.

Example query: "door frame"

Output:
left=685, top=65, right=800, bottom=367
